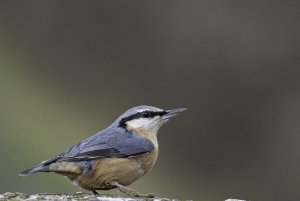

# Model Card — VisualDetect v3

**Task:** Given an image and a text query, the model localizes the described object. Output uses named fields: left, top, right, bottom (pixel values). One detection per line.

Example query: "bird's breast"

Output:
left=134, top=146, right=159, bottom=173
left=128, top=128, right=159, bottom=173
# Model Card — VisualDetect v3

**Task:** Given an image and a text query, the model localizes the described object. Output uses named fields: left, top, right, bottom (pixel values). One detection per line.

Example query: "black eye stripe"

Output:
left=140, top=111, right=166, bottom=118
left=158, top=111, right=167, bottom=116
left=118, top=110, right=167, bottom=128
left=141, top=111, right=150, bottom=118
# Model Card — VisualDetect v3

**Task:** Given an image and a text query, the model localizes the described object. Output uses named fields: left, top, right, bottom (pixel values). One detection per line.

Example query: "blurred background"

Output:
left=0, top=1, right=299, bottom=201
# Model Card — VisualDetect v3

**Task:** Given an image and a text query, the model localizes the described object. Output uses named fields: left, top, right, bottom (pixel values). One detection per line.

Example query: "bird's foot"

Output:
left=136, top=193, right=155, bottom=198
left=92, top=190, right=100, bottom=196
left=107, top=181, right=155, bottom=198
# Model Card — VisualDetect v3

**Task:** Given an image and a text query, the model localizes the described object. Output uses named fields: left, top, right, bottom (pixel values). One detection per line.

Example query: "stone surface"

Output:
left=0, top=192, right=178, bottom=201
left=0, top=192, right=246, bottom=201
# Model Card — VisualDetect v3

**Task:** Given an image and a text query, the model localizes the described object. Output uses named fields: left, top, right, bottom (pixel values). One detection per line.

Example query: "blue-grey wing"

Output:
left=60, top=127, right=154, bottom=161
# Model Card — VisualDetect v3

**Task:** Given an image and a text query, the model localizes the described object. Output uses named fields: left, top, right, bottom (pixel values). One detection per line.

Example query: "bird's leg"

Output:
left=107, top=181, right=154, bottom=198
left=92, top=190, right=99, bottom=196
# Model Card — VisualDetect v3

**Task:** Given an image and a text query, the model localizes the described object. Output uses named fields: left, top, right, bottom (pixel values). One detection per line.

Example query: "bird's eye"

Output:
left=141, top=111, right=150, bottom=118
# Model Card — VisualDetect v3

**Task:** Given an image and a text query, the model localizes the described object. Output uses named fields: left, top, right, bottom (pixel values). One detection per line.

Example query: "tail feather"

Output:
left=19, top=164, right=49, bottom=177
left=19, top=155, right=62, bottom=176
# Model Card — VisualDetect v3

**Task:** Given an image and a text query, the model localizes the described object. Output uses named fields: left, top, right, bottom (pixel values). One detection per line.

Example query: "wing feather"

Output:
left=59, top=127, right=154, bottom=161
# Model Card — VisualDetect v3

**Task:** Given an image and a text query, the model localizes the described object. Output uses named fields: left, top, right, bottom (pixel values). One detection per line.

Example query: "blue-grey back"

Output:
left=60, top=125, right=154, bottom=160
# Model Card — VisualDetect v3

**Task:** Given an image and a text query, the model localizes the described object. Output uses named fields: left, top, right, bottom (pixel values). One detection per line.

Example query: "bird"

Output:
left=19, top=105, right=187, bottom=198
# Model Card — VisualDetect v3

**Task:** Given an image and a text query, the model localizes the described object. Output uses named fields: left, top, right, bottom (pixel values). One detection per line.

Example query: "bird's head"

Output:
left=115, top=105, right=187, bottom=134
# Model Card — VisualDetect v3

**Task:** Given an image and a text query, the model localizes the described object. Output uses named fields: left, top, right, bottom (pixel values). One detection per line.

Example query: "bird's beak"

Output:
left=162, top=108, right=187, bottom=120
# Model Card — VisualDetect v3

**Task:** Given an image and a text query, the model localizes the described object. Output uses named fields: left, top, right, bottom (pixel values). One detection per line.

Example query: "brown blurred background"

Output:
left=0, top=1, right=299, bottom=200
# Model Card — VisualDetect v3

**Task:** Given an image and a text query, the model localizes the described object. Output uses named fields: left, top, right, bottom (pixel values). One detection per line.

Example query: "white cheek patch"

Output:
left=126, top=117, right=164, bottom=134
left=126, top=119, right=149, bottom=130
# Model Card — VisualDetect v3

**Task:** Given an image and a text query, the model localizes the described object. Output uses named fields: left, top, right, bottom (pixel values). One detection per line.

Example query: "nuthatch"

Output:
left=19, top=105, right=187, bottom=198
